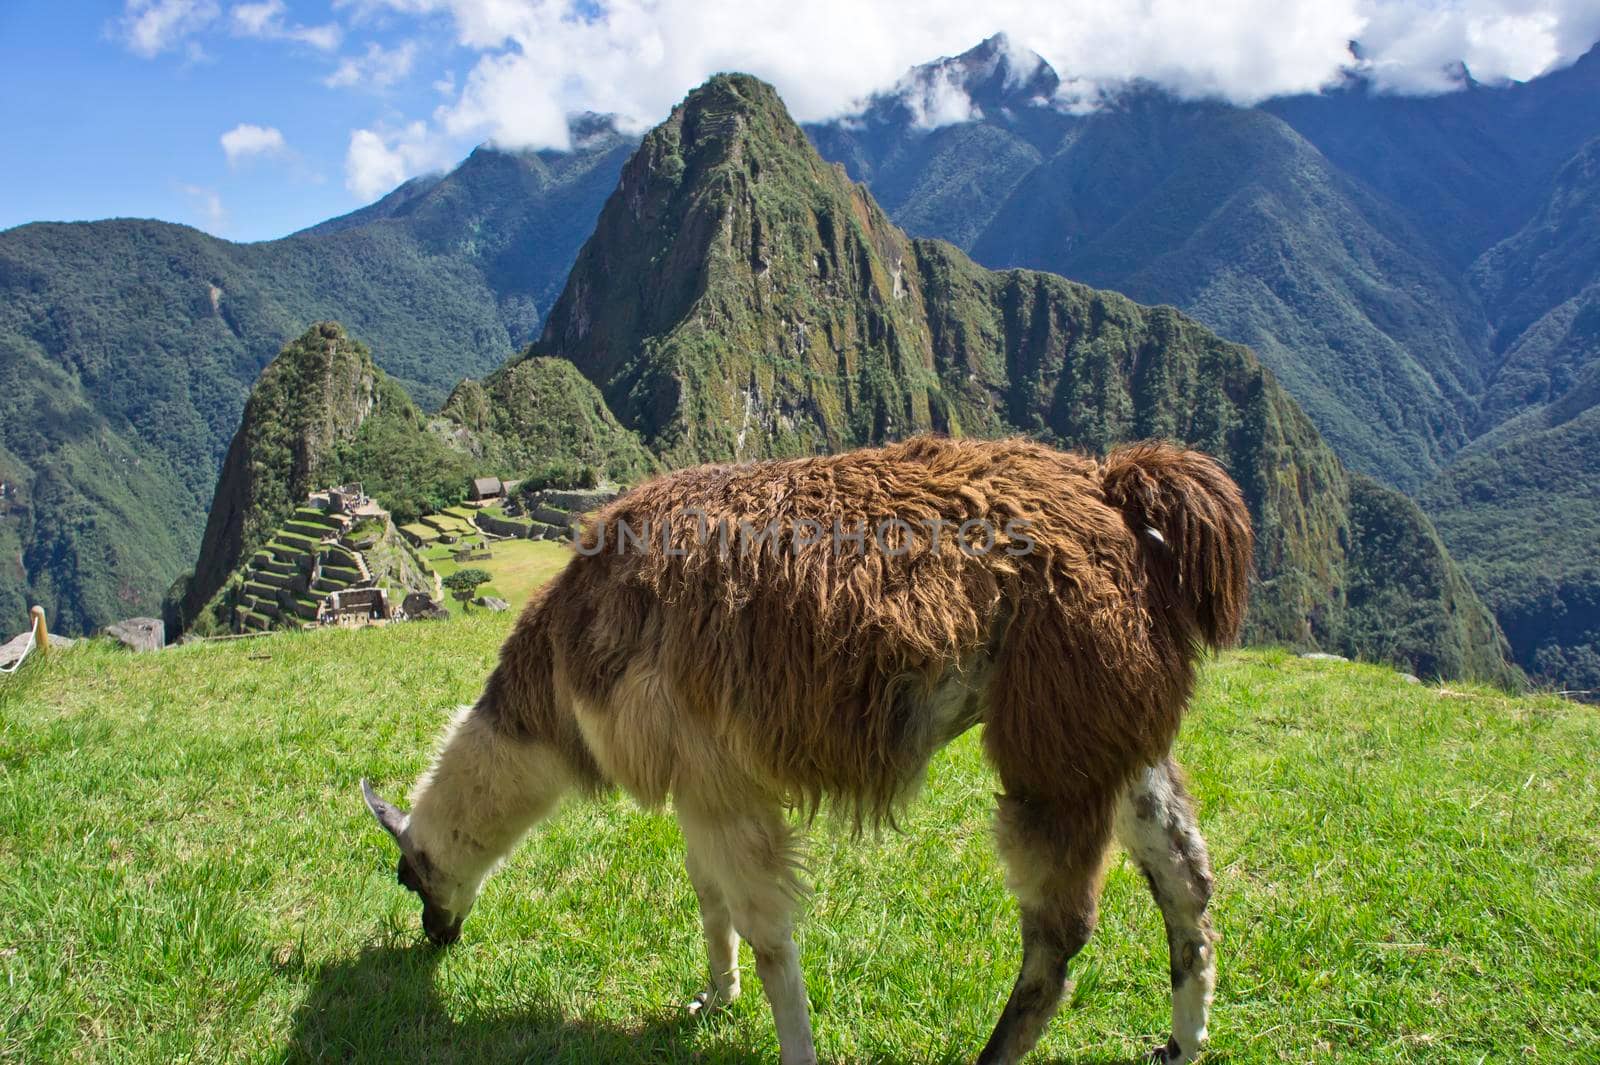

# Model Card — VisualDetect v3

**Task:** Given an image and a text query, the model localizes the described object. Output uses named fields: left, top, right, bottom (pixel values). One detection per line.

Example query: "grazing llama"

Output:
left=362, top=435, right=1252, bottom=1064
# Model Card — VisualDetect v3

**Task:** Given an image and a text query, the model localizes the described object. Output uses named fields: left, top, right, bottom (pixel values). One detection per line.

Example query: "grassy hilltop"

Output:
left=2, top=619, right=1596, bottom=1062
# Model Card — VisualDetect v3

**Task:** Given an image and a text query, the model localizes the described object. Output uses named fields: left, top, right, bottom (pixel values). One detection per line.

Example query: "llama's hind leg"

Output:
left=977, top=793, right=1117, bottom=1065
left=683, top=833, right=741, bottom=1015
left=1115, top=758, right=1216, bottom=1065
left=677, top=802, right=816, bottom=1065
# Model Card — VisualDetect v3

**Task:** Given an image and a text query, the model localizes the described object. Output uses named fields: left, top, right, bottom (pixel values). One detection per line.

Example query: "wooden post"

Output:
left=29, top=605, right=48, bottom=652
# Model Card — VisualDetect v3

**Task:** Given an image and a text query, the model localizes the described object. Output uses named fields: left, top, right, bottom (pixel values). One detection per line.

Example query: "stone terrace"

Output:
left=232, top=502, right=374, bottom=633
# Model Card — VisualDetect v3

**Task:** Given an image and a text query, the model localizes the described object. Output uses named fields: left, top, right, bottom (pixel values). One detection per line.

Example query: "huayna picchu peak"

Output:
left=533, top=73, right=940, bottom=463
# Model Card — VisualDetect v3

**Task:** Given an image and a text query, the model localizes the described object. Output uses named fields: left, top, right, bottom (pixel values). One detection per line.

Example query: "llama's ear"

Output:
left=361, top=778, right=408, bottom=842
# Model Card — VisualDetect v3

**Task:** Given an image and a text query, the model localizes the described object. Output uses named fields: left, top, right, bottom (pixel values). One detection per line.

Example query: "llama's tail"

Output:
left=1101, top=442, right=1254, bottom=650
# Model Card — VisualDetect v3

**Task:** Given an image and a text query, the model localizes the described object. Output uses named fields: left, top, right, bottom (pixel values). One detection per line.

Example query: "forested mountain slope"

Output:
left=808, top=35, right=1498, bottom=491
left=0, top=122, right=631, bottom=633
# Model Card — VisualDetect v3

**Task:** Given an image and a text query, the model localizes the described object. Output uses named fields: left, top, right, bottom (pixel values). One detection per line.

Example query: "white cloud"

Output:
left=901, top=65, right=984, bottom=129
left=230, top=0, right=342, bottom=50
left=1356, top=1, right=1600, bottom=93
left=325, top=40, right=420, bottom=89
left=180, top=184, right=228, bottom=232
left=325, top=0, right=1600, bottom=200
left=344, top=122, right=444, bottom=199
left=119, top=0, right=220, bottom=57
left=220, top=123, right=288, bottom=165
left=229, top=0, right=279, bottom=34
left=345, top=0, right=1599, bottom=139
left=440, top=49, right=571, bottom=147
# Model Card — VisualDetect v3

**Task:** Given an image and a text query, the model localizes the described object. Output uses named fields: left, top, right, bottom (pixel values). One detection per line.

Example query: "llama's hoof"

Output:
left=1148, top=1035, right=1197, bottom=1064
left=684, top=984, right=739, bottom=1017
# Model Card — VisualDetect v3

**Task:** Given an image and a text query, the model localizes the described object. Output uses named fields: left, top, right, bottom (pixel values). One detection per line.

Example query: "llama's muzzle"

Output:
left=422, top=905, right=463, bottom=947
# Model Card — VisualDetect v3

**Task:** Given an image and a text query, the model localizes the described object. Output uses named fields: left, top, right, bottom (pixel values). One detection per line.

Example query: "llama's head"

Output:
left=361, top=778, right=473, bottom=946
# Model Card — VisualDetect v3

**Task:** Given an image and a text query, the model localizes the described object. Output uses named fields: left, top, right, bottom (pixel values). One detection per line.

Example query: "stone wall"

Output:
left=477, top=510, right=569, bottom=542
left=496, top=486, right=621, bottom=542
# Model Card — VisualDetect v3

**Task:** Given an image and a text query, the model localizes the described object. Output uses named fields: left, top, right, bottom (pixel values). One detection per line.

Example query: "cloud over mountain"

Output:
left=343, top=121, right=440, bottom=198
left=109, top=2, right=1600, bottom=221
left=325, top=0, right=1599, bottom=190
left=397, top=2, right=1597, bottom=117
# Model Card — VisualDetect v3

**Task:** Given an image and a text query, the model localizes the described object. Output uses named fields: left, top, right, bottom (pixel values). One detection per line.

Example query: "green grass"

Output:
left=276, top=532, right=321, bottom=553
left=421, top=515, right=476, bottom=536
left=1, top=627, right=1596, bottom=1063
left=430, top=539, right=572, bottom=615
left=400, top=523, right=440, bottom=544
left=282, top=522, right=332, bottom=542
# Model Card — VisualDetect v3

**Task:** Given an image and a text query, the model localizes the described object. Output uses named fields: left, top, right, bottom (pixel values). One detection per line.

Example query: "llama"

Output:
left=362, top=434, right=1252, bottom=1065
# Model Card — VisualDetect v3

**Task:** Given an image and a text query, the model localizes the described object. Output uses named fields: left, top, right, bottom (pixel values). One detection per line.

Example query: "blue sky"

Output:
left=3, top=1, right=1597, bottom=244
left=0, top=2, right=468, bottom=241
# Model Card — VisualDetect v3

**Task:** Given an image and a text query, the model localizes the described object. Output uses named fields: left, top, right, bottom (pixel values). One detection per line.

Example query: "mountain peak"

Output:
left=613, top=72, right=815, bottom=184
left=688, top=71, right=786, bottom=109
left=176, top=322, right=389, bottom=628
left=840, top=34, right=1060, bottom=131
left=905, top=33, right=1059, bottom=121
left=533, top=72, right=928, bottom=460
left=676, top=73, right=804, bottom=147
left=567, top=111, right=626, bottom=147
left=948, top=32, right=1058, bottom=99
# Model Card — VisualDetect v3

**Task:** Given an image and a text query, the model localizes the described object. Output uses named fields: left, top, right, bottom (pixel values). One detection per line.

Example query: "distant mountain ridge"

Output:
left=808, top=36, right=1600, bottom=490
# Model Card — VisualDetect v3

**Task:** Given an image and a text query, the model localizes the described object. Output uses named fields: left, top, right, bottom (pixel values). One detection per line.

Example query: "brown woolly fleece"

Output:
left=489, top=434, right=1253, bottom=824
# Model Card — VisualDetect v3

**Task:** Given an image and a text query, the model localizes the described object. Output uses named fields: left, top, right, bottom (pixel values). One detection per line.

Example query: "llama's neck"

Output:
left=480, top=600, right=606, bottom=792
left=403, top=598, right=601, bottom=889
left=406, top=700, right=578, bottom=890
left=405, top=611, right=593, bottom=888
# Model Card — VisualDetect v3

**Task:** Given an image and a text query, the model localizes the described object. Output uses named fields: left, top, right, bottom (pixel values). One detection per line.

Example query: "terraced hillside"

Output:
left=0, top=121, right=636, bottom=633
left=230, top=506, right=370, bottom=633
left=398, top=506, right=485, bottom=553
left=199, top=493, right=436, bottom=637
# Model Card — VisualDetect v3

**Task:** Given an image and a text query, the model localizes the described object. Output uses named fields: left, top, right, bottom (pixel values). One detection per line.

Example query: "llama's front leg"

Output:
left=678, top=803, right=816, bottom=1065
left=1115, top=758, right=1216, bottom=1065
left=684, top=837, right=741, bottom=1015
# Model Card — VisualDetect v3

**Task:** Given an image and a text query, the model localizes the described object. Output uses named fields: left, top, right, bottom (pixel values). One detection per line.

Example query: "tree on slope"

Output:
left=443, top=568, right=491, bottom=611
